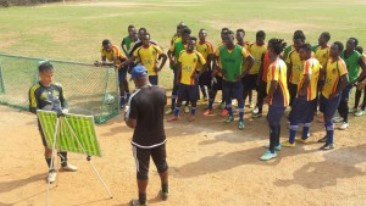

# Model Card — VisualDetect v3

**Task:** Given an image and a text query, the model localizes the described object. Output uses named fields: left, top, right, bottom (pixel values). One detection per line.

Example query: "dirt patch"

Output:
left=1, top=101, right=366, bottom=205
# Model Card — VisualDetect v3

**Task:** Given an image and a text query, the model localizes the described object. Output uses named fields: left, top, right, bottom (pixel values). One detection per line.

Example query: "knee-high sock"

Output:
left=325, top=121, right=334, bottom=144
left=302, top=123, right=311, bottom=139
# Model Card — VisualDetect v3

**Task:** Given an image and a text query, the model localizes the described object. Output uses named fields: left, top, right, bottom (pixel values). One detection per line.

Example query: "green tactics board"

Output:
left=37, top=110, right=102, bottom=157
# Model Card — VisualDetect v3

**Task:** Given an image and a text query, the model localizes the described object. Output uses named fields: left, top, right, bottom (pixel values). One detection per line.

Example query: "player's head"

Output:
left=182, top=27, right=191, bottom=44
left=346, top=37, right=358, bottom=52
left=224, top=30, right=235, bottom=47
left=356, top=46, right=363, bottom=54
left=236, top=29, right=245, bottom=42
left=131, top=29, right=138, bottom=41
left=138, top=27, right=147, bottom=40
left=199, top=29, right=207, bottom=41
left=318, top=32, right=330, bottom=46
left=128, top=25, right=136, bottom=37
left=128, top=24, right=135, bottom=32
left=38, top=61, right=54, bottom=86
left=299, top=43, right=312, bottom=61
left=330, top=41, right=344, bottom=58
left=187, top=37, right=197, bottom=52
left=221, top=27, right=229, bottom=41
left=293, top=30, right=306, bottom=41
left=256, top=30, right=266, bottom=45
left=102, top=39, right=112, bottom=52
left=142, top=33, right=151, bottom=47
left=177, top=22, right=186, bottom=34
left=131, top=65, right=148, bottom=88
left=294, top=38, right=305, bottom=52
left=268, top=38, right=286, bottom=58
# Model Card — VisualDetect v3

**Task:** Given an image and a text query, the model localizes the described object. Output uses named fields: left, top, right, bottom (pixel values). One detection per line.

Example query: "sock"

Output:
left=139, top=193, right=146, bottom=204
left=162, top=183, right=168, bottom=193
left=59, top=151, right=67, bottom=167
left=126, top=92, right=131, bottom=100
left=269, top=124, right=278, bottom=154
left=289, top=124, right=299, bottom=144
left=226, top=104, right=233, bottom=117
left=171, top=95, right=177, bottom=110
left=238, top=100, right=244, bottom=121
left=302, top=123, right=311, bottom=139
left=325, top=121, right=334, bottom=144
left=174, top=107, right=180, bottom=116
left=45, top=157, right=55, bottom=171
left=191, top=107, right=196, bottom=115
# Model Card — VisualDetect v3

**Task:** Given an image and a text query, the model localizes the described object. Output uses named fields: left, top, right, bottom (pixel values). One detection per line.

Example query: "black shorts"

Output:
left=289, top=97, right=317, bottom=124
left=178, top=84, right=200, bottom=102
left=222, top=80, right=243, bottom=100
left=242, top=74, right=258, bottom=91
left=38, top=121, right=48, bottom=147
left=132, top=144, right=168, bottom=180
left=118, top=66, right=128, bottom=83
left=199, top=71, right=212, bottom=86
left=320, top=94, right=342, bottom=122
left=211, top=75, right=223, bottom=91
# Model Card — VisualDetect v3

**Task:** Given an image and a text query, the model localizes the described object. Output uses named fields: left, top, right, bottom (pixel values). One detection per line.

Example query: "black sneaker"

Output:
left=320, top=143, right=334, bottom=151
left=129, top=199, right=147, bottom=206
left=317, top=136, right=327, bottom=143
left=160, top=190, right=169, bottom=201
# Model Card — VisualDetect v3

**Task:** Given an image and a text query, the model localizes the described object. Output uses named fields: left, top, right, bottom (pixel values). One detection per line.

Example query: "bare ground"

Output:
left=0, top=104, right=366, bottom=206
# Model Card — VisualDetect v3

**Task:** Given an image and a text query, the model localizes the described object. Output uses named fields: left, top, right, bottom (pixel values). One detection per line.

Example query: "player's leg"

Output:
left=253, top=81, right=266, bottom=118
left=338, top=85, right=353, bottom=129
left=353, top=89, right=362, bottom=112
left=151, top=144, right=169, bottom=200
left=166, top=69, right=179, bottom=115
left=223, top=80, right=233, bottom=123
left=188, top=85, right=199, bottom=121
left=356, top=85, right=366, bottom=116
left=236, top=80, right=245, bottom=129
left=320, top=95, right=340, bottom=150
left=131, top=146, right=150, bottom=206
left=260, top=106, right=282, bottom=161
left=168, top=84, right=185, bottom=121
left=288, top=83, right=297, bottom=107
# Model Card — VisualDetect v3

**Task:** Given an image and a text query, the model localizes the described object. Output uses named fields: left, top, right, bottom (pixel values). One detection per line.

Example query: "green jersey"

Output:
left=341, top=50, right=362, bottom=82
left=122, top=36, right=132, bottom=51
left=219, top=45, right=247, bottom=82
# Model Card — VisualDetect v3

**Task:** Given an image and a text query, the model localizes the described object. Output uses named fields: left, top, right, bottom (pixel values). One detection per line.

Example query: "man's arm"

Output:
left=29, top=87, right=38, bottom=114
left=241, top=55, right=254, bottom=77
left=264, top=80, right=279, bottom=104
left=298, top=73, right=311, bottom=96
left=156, top=53, right=168, bottom=72
left=356, top=57, right=366, bottom=83
left=125, top=98, right=137, bottom=128
left=257, top=53, right=265, bottom=86
left=59, top=86, right=68, bottom=111
left=330, top=74, right=349, bottom=99
left=176, top=62, right=182, bottom=85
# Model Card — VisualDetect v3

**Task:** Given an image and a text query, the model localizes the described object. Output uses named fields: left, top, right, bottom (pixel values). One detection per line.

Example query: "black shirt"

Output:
left=29, top=82, right=67, bottom=114
left=127, top=85, right=167, bottom=148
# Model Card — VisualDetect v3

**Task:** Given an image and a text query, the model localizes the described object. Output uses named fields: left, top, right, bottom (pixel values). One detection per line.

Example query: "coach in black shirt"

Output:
left=125, top=65, right=169, bottom=206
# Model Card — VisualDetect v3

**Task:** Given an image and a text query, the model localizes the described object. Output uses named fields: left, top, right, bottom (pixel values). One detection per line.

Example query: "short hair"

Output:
left=349, top=37, right=359, bottom=47
left=138, top=27, right=147, bottom=33
left=128, top=25, right=135, bottom=29
left=236, top=28, right=245, bottom=34
left=190, top=36, right=197, bottom=42
left=256, top=30, right=266, bottom=38
left=102, top=39, right=111, bottom=46
left=227, top=30, right=235, bottom=36
left=299, top=43, right=312, bottom=52
left=356, top=46, right=363, bottom=54
left=321, top=32, right=331, bottom=42
left=221, top=27, right=229, bottom=32
left=38, top=61, right=54, bottom=73
left=182, top=27, right=191, bottom=35
left=199, top=28, right=206, bottom=33
left=144, top=33, right=151, bottom=39
left=333, top=41, right=344, bottom=52
left=269, top=38, right=287, bottom=55
left=293, top=30, right=306, bottom=41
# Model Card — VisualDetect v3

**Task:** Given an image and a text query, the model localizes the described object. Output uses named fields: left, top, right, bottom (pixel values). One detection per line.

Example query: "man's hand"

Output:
left=235, top=74, right=243, bottom=81
left=94, top=61, right=102, bottom=67
left=264, top=96, right=272, bottom=104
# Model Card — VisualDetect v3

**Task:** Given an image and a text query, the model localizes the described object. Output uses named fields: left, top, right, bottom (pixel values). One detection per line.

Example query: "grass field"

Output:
left=1, top=1, right=366, bottom=206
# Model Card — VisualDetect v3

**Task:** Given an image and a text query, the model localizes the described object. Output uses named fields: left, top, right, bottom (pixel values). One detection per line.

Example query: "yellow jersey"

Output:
left=100, top=45, right=125, bottom=62
left=248, top=43, right=267, bottom=74
left=267, top=58, right=290, bottom=107
left=298, top=57, right=322, bottom=101
left=314, top=45, right=330, bottom=68
left=196, top=40, right=214, bottom=72
left=286, top=50, right=303, bottom=85
left=133, top=44, right=163, bottom=76
left=178, top=50, right=206, bottom=85
left=322, top=58, right=348, bottom=99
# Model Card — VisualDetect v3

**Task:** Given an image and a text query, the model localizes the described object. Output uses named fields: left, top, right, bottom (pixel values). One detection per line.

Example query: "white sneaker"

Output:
left=48, top=171, right=57, bottom=184
left=339, top=122, right=349, bottom=130
left=252, top=107, right=259, bottom=114
left=332, top=116, right=344, bottom=123
left=61, top=162, right=78, bottom=172
left=348, top=108, right=356, bottom=113
left=355, top=110, right=366, bottom=117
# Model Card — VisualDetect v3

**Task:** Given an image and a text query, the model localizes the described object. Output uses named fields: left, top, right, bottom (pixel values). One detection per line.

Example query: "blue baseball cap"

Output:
left=130, top=65, right=148, bottom=80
